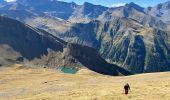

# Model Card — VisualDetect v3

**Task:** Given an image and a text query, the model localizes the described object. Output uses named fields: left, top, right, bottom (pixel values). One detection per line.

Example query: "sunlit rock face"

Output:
left=61, top=18, right=170, bottom=73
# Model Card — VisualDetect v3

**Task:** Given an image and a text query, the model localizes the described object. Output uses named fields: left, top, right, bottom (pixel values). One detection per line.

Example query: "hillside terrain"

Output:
left=0, top=1, right=169, bottom=100
left=0, top=65, right=169, bottom=100
left=61, top=18, right=170, bottom=73
left=0, top=0, right=170, bottom=73
left=0, top=15, right=131, bottom=76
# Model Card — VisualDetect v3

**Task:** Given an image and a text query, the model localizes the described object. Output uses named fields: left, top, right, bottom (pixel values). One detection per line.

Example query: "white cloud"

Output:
left=110, top=3, right=126, bottom=7
left=5, top=0, right=17, bottom=2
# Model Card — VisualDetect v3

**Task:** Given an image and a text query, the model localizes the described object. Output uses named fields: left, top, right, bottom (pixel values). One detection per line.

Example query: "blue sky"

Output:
left=5, top=0, right=170, bottom=7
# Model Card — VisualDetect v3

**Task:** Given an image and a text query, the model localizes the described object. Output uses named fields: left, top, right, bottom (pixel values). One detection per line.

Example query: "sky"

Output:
left=5, top=0, right=170, bottom=7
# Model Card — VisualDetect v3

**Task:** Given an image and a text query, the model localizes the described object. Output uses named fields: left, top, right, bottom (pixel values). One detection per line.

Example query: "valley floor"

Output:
left=0, top=64, right=170, bottom=100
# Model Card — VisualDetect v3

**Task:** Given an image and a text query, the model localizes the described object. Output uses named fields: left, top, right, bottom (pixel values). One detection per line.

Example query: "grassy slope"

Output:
left=0, top=64, right=169, bottom=100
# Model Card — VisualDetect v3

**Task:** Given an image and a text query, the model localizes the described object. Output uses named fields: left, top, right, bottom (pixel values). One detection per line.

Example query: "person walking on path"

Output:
left=124, top=83, right=130, bottom=95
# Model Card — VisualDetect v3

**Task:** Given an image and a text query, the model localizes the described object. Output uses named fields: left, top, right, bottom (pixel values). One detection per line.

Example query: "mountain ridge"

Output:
left=0, top=0, right=170, bottom=73
left=0, top=15, right=132, bottom=76
left=60, top=18, right=170, bottom=73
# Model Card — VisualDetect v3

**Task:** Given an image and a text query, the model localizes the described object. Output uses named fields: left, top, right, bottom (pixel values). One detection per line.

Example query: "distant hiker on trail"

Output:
left=124, top=83, right=130, bottom=95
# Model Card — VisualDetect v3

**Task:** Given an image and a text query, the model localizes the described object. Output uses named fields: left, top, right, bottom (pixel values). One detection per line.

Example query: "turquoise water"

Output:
left=61, top=67, right=78, bottom=74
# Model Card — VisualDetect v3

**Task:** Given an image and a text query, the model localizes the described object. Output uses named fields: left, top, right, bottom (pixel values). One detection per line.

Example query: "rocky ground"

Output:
left=0, top=64, right=169, bottom=100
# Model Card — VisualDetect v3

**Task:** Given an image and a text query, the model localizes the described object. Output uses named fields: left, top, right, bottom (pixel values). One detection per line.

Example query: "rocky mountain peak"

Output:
left=157, top=1, right=170, bottom=10
left=82, top=1, right=107, bottom=10
left=124, top=2, right=144, bottom=12
left=83, top=2, right=93, bottom=6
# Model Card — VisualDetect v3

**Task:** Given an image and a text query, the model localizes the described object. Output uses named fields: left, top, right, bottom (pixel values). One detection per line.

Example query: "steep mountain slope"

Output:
left=0, top=1, right=169, bottom=30
left=99, top=2, right=145, bottom=20
left=1, top=1, right=168, bottom=33
left=68, top=2, right=108, bottom=23
left=0, top=15, right=64, bottom=63
left=17, top=0, right=77, bottom=20
left=0, top=1, right=72, bottom=46
left=0, top=0, right=170, bottom=73
left=0, top=1, right=72, bottom=35
left=146, top=1, right=170, bottom=22
left=98, top=2, right=168, bottom=30
left=17, top=0, right=108, bottom=22
left=0, top=2, right=41, bottom=21
left=61, top=18, right=170, bottom=73
left=25, top=17, right=72, bottom=35
left=0, top=15, right=131, bottom=76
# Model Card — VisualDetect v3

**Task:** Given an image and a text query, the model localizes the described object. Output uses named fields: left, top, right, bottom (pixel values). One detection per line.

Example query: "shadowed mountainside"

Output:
left=0, top=15, right=131, bottom=76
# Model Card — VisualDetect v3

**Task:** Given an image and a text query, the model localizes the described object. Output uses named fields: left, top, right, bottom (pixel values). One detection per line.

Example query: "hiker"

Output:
left=124, top=83, right=130, bottom=95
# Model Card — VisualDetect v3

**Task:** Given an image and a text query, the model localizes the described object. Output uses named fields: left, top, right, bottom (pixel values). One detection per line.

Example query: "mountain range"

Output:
left=0, top=15, right=132, bottom=76
left=0, top=0, right=170, bottom=74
